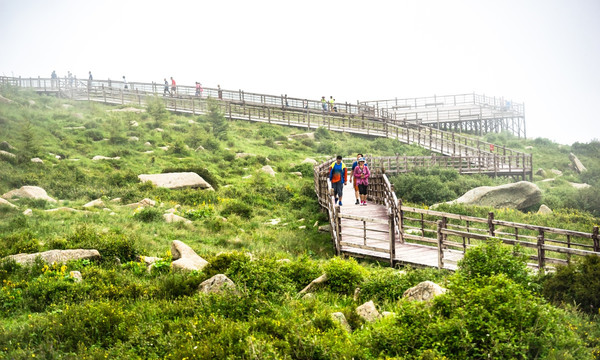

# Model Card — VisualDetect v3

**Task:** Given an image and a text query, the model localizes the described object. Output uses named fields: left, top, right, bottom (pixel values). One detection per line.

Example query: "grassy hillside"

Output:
left=1, top=87, right=599, bottom=359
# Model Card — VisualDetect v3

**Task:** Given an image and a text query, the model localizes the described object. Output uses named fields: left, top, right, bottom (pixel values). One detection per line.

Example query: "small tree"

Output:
left=206, top=98, right=228, bottom=140
left=19, top=119, right=39, bottom=162
left=146, top=96, right=168, bottom=127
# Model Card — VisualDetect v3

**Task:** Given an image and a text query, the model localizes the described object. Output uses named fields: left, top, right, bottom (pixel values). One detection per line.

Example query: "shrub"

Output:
left=204, top=251, right=252, bottom=278
left=68, top=226, right=139, bottom=262
left=542, top=255, right=600, bottom=314
left=134, top=207, right=163, bottom=223
left=359, top=266, right=448, bottom=303
left=220, top=200, right=252, bottom=219
left=457, top=238, right=531, bottom=288
left=278, top=255, right=322, bottom=291
left=226, top=258, right=295, bottom=300
left=323, top=257, right=366, bottom=295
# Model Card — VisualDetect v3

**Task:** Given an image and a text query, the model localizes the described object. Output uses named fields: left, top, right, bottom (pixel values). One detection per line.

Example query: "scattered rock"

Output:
left=314, top=221, right=319, bottom=227
left=538, top=204, right=552, bottom=214
left=331, top=312, right=352, bottom=332
left=550, top=169, right=563, bottom=176
left=3, top=249, right=101, bottom=265
left=382, top=311, right=395, bottom=318
left=0, top=198, right=17, bottom=208
left=2, top=186, right=57, bottom=203
left=302, top=293, right=315, bottom=300
left=298, top=273, right=328, bottom=295
left=195, top=146, right=205, bottom=151
left=242, top=175, right=252, bottom=179
left=92, top=155, right=120, bottom=161
left=64, top=126, right=86, bottom=130
left=525, top=146, right=533, bottom=150
left=235, top=153, right=255, bottom=159
left=28, top=100, right=36, bottom=106
left=436, top=181, right=542, bottom=210
left=69, top=271, right=83, bottom=282
left=290, top=172, right=303, bottom=177
left=74, top=113, right=84, bottom=119
left=163, top=212, right=192, bottom=224
left=318, top=225, right=331, bottom=232
left=0, top=95, right=13, bottom=103
left=276, top=259, right=292, bottom=264
left=110, top=198, right=122, bottom=203
left=356, top=301, right=381, bottom=322
left=124, top=198, right=156, bottom=208
left=62, top=104, right=73, bottom=109
left=154, top=128, right=164, bottom=132
left=83, top=199, right=104, bottom=208
left=298, top=225, right=306, bottom=229
left=261, top=165, right=276, bottom=176
left=143, top=151, right=154, bottom=154
left=198, top=274, right=237, bottom=294
left=0, top=150, right=16, bottom=160
left=535, top=168, right=546, bottom=177
left=301, top=158, right=318, bottom=165
left=139, top=256, right=162, bottom=265
left=45, top=207, right=83, bottom=213
left=144, top=142, right=152, bottom=147
left=570, top=182, right=591, bottom=190
left=23, top=209, right=32, bottom=216
left=138, top=172, right=213, bottom=190
left=128, top=136, right=139, bottom=142
left=171, top=240, right=209, bottom=272
left=0, top=141, right=16, bottom=150
left=289, top=132, right=315, bottom=140
left=541, top=178, right=555, bottom=183
left=353, top=287, right=361, bottom=302
left=30, top=157, right=43, bottom=163
left=158, top=146, right=169, bottom=151
left=130, top=121, right=139, bottom=127
left=265, top=218, right=281, bottom=225
left=403, top=281, right=447, bottom=301
left=569, top=153, right=587, bottom=174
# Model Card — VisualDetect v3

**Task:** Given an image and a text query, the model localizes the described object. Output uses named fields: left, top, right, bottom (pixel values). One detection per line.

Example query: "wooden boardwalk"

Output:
left=335, top=184, right=462, bottom=270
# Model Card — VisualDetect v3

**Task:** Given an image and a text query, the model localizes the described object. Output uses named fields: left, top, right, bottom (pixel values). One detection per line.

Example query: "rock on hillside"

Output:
left=0, top=198, right=17, bottom=208
left=138, top=172, right=213, bottom=190
left=2, top=186, right=57, bottom=203
left=4, top=249, right=101, bottom=265
left=439, top=181, right=541, bottom=210
left=403, top=281, right=447, bottom=301
left=171, top=240, right=209, bottom=271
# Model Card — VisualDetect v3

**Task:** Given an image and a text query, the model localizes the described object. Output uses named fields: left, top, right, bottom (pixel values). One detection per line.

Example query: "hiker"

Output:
left=123, top=76, right=128, bottom=90
left=87, top=71, right=93, bottom=90
left=217, top=85, right=223, bottom=99
left=195, top=82, right=202, bottom=97
left=349, top=153, right=368, bottom=205
left=284, top=94, right=289, bottom=107
left=51, top=70, right=57, bottom=87
left=170, top=77, right=176, bottom=95
left=321, top=96, right=327, bottom=111
left=163, top=78, right=170, bottom=96
left=329, top=155, right=347, bottom=206
left=329, top=96, right=334, bottom=112
left=353, top=157, right=370, bottom=206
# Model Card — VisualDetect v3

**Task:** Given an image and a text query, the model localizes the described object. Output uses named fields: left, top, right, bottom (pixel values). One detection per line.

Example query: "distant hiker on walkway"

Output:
left=195, top=82, right=202, bottom=97
left=87, top=71, right=93, bottom=89
left=123, top=76, right=128, bottom=90
left=321, top=96, right=327, bottom=111
left=329, top=96, right=334, bottom=112
left=163, top=78, right=170, bottom=96
left=170, top=77, right=176, bottom=96
left=349, top=153, right=368, bottom=205
left=353, top=157, right=370, bottom=206
left=217, top=85, right=223, bottom=99
left=329, top=155, right=347, bottom=206
left=51, top=70, right=57, bottom=87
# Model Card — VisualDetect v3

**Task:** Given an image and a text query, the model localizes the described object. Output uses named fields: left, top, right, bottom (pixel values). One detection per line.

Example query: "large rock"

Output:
left=569, top=153, right=587, bottom=174
left=4, top=249, right=101, bottom=265
left=138, top=172, right=213, bottom=190
left=171, top=240, right=208, bottom=272
left=198, top=274, right=237, bottom=294
left=0, top=198, right=17, bottom=208
left=356, top=300, right=381, bottom=322
left=2, top=186, right=57, bottom=203
left=440, top=181, right=541, bottom=210
left=403, top=281, right=447, bottom=301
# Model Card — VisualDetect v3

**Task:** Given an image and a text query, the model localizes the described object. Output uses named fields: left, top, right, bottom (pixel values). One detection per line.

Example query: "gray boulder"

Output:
left=31, top=157, right=44, bottom=164
left=569, top=153, right=587, bottom=174
left=403, top=281, right=447, bottom=301
left=171, top=240, right=208, bottom=272
left=138, top=172, right=213, bottom=190
left=2, top=186, right=57, bottom=203
left=356, top=300, right=381, bottom=322
left=535, top=168, right=546, bottom=177
left=440, top=181, right=541, bottom=210
left=261, top=165, right=276, bottom=176
left=198, top=274, right=237, bottom=294
left=4, top=249, right=101, bottom=265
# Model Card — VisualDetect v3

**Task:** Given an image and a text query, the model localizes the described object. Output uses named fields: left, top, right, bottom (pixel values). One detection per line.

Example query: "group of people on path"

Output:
left=328, top=153, right=370, bottom=206
left=321, top=96, right=337, bottom=112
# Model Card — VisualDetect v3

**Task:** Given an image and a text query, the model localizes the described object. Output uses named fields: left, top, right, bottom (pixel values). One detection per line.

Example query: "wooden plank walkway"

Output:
left=336, top=185, right=462, bottom=270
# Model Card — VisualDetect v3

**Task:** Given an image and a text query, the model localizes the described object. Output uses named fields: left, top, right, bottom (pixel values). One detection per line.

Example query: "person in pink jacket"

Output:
left=353, top=157, right=370, bottom=206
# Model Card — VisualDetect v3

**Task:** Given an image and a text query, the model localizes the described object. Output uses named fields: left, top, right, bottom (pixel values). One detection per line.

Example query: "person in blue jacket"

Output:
left=329, top=155, right=347, bottom=206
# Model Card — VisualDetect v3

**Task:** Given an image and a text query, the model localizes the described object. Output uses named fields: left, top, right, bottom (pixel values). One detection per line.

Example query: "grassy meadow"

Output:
left=0, top=86, right=599, bottom=359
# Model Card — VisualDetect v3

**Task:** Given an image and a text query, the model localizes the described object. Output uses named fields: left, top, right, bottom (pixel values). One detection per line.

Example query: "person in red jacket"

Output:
left=170, top=77, right=177, bottom=96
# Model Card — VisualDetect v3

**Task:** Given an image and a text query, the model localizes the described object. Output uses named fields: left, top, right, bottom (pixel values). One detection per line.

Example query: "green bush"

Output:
left=68, top=226, right=139, bottom=262
left=220, top=200, right=253, bottom=219
left=323, top=257, right=366, bottom=295
left=542, top=255, right=600, bottom=314
left=278, top=255, right=322, bottom=292
left=457, top=239, right=531, bottom=288
left=204, top=251, right=252, bottom=278
left=359, top=266, right=448, bottom=303
left=134, top=207, right=162, bottom=223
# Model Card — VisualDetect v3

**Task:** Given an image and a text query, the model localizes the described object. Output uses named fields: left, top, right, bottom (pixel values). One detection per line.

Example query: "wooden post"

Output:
left=389, top=212, right=396, bottom=267
left=537, top=230, right=545, bottom=271
left=437, top=220, right=444, bottom=269
left=102, top=84, right=106, bottom=103
left=363, top=220, right=367, bottom=246
left=335, top=205, right=342, bottom=255
left=398, top=199, right=405, bottom=244
left=487, top=212, right=495, bottom=237
left=593, top=226, right=599, bottom=252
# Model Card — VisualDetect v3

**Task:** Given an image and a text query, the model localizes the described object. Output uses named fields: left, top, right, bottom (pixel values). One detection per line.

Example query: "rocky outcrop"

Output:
left=261, top=165, right=276, bottom=176
left=171, top=240, right=208, bottom=272
left=138, top=172, right=213, bottom=190
left=2, top=186, right=57, bottom=203
left=438, top=181, right=541, bottom=210
left=4, top=249, right=101, bottom=265
left=0, top=198, right=17, bottom=208
left=569, top=153, right=587, bottom=174
left=331, top=312, right=352, bottom=332
left=198, top=274, right=236, bottom=294
left=356, top=301, right=381, bottom=322
left=403, top=281, right=447, bottom=301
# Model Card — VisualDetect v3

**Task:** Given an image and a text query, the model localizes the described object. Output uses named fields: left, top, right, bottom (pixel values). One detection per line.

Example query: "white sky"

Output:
left=1, top=0, right=599, bottom=144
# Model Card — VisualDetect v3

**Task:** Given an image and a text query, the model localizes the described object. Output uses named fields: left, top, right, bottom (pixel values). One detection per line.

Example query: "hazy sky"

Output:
left=1, top=0, right=599, bottom=144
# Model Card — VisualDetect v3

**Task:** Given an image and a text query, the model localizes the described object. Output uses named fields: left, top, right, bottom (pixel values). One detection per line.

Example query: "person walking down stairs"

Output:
left=329, top=155, right=347, bottom=206
left=353, top=157, right=370, bottom=206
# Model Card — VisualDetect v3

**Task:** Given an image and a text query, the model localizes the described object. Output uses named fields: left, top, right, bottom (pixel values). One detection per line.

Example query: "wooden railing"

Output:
left=314, top=156, right=600, bottom=270
left=1, top=76, right=532, bottom=179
